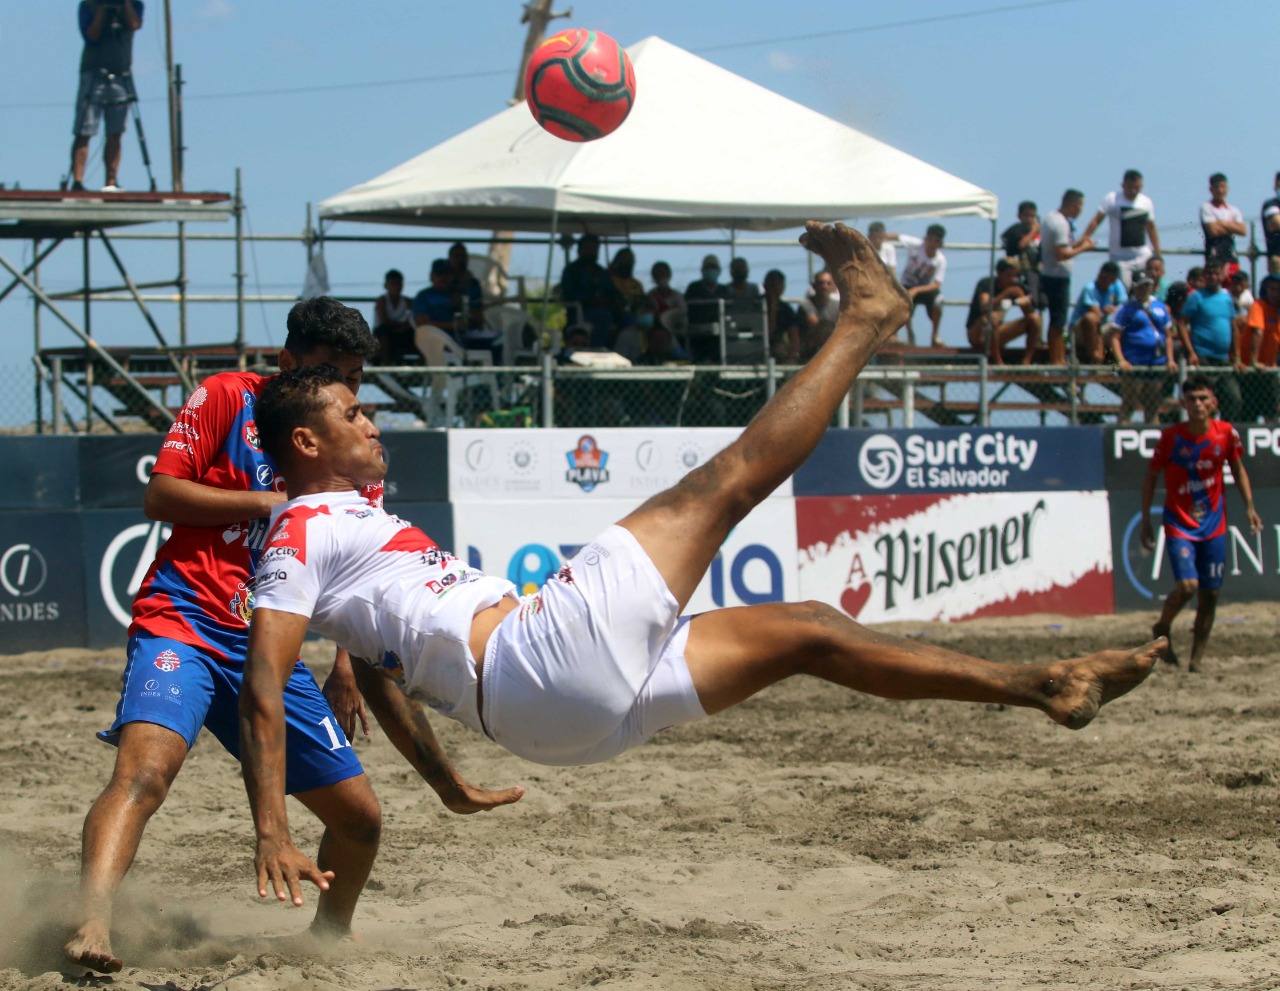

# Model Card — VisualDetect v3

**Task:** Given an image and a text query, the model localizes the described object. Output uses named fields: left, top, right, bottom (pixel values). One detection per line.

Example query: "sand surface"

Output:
left=2, top=607, right=1279, bottom=990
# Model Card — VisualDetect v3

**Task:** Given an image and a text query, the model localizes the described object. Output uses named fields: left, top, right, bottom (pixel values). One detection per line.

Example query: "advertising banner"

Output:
left=1109, top=489, right=1280, bottom=610
left=1106, top=424, right=1280, bottom=490
left=78, top=436, right=161, bottom=509
left=81, top=509, right=169, bottom=648
left=447, top=428, right=787, bottom=502
left=795, top=427, right=1104, bottom=496
left=0, top=437, right=79, bottom=510
left=797, top=491, right=1114, bottom=623
left=454, top=498, right=798, bottom=613
left=380, top=432, right=449, bottom=503
left=0, top=511, right=87, bottom=650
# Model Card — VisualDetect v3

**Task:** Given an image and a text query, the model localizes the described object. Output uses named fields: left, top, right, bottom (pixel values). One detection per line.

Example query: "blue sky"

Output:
left=0, top=0, right=1275, bottom=387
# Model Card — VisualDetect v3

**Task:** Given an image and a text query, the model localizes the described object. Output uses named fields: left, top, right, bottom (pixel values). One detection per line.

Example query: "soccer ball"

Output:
left=524, top=29, right=636, bottom=142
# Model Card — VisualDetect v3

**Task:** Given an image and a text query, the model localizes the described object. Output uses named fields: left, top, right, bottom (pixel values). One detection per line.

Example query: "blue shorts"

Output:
left=100, top=633, right=364, bottom=795
left=73, top=69, right=130, bottom=137
left=1165, top=533, right=1227, bottom=591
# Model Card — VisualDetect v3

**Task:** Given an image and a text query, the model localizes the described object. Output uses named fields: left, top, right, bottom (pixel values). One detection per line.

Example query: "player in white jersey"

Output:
left=240, top=223, right=1164, bottom=909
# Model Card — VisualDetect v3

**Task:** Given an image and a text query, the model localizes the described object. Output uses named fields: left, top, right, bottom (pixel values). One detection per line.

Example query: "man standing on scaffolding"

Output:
left=70, top=0, right=144, bottom=193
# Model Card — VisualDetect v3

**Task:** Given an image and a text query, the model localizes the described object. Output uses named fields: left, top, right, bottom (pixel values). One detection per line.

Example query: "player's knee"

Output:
left=335, top=791, right=382, bottom=849
left=117, top=762, right=174, bottom=811
left=1176, top=578, right=1199, bottom=597
left=787, top=600, right=853, bottom=652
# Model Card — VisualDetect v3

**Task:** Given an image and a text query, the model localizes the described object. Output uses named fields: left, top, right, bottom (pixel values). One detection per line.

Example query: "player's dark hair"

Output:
left=1209, top=172, right=1227, bottom=186
left=926, top=224, right=946, bottom=240
left=284, top=297, right=378, bottom=360
left=1017, top=200, right=1036, bottom=215
left=1062, top=188, right=1084, bottom=206
left=1123, top=169, right=1143, bottom=183
left=258, top=364, right=347, bottom=467
left=1099, top=261, right=1121, bottom=278
left=1182, top=373, right=1214, bottom=396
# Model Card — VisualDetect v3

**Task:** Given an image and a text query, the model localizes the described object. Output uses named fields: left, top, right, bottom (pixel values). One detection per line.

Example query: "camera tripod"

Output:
left=62, top=68, right=158, bottom=193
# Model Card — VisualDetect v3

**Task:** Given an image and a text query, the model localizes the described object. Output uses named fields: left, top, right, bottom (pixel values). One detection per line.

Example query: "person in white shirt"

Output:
left=238, top=223, right=1161, bottom=909
left=1081, top=169, right=1163, bottom=288
left=899, top=224, right=948, bottom=347
left=1200, top=173, right=1247, bottom=276
left=1040, top=189, right=1095, bottom=365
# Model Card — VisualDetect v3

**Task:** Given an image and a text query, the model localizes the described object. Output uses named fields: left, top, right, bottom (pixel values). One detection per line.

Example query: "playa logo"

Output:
left=153, top=649, right=181, bottom=672
left=100, top=521, right=172, bottom=628
left=565, top=434, right=610, bottom=492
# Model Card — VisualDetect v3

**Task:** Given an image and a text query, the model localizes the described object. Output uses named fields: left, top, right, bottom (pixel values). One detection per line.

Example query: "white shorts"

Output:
left=480, top=525, right=706, bottom=766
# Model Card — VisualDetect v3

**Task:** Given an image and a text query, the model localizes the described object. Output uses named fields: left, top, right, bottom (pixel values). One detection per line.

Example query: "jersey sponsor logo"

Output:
left=168, top=421, right=200, bottom=441
left=154, top=649, right=181, bottom=672
left=345, top=507, right=375, bottom=519
left=229, top=578, right=256, bottom=625
left=243, top=420, right=261, bottom=452
left=380, top=650, right=405, bottom=684
left=222, top=517, right=271, bottom=553
left=242, top=390, right=255, bottom=408
left=518, top=593, right=543, bottom=621
left=184, top=386, right=208, bottom=411
left=162, top=439, right=193, bottom=455
left=255, top=463, right=274, bottom=487
left=425, top=570, right=481, bottom=596
left=565, top=435, right=610, bottom=492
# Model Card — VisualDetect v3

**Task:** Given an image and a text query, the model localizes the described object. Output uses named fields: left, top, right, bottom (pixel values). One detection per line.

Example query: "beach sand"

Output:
left=2, top=605, right=1278, bottom=990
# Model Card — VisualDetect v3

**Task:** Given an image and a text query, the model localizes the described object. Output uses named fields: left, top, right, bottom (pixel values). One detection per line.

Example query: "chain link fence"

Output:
left=4, top=356, right=1280, bottom=434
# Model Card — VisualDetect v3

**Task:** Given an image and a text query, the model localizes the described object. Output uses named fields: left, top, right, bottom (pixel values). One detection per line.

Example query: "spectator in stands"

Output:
left=647, top=261, right=686, bottom=319
left=763, top=269, right=800, bottom=362
left=613, top=295, right=654, bottom=363
left=1200, top=174, right=1246, bottom=278
left=1186, top=266, right=1206, bottom=294
left=1002, top=201, right=1043, bottom=318
left=725, top=257, right=763, bottom=335
left=561, top=234, right=624, bottom=348
left=685, top=253, right=728, bottom=326
left=372, top=268, right=419, bottom=364
left=1108, top=271, right=1175, bottom=424
left=1081, top=169, right=1162, bottom=288
left=1229, top=270, right=1254, bottom=319
left=797, top=269, right=840, bottom=361
left=446, top=242, right=484, bottom=332
left=1241, top=275, right=1280, bottom=421
left=866, top=222, right=918, bottom=274
left=900, top=224, right=948, bottom=347
left=1040, top=189, right=1095, bottom=365
left=70, top=0, right=144, bottom=193
left=635, top=321, right=689, bottom=366
left=1178, top=261, right=1242, bottom=420
left=412, top=259, right=459, bottom=337
left=1263, top=172, right=1280, bottom=276
left=608, top=247, right=646, bottom=314
left=965, top=258, right=1041, bottom=365
left=1146, top=255, right=1171, bottom=303
left=1068, top=261, right=1127, bottom=364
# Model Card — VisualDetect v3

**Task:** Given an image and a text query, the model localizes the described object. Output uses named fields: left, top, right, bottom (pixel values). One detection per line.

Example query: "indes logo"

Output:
left=154, top=649, right=181, bottom=672
left=565, top=435, right=610, bottom=492
left=858, top=435, right=904, bottom=489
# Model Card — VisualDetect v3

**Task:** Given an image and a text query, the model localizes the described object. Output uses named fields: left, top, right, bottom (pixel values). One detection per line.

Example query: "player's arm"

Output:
left=1146, top=219, right=1162, bottom=257
left=1227, top=456, right=1263, bottom=534
left=350, top=661, right=524, bottom=814
left=123, top=0, right=142, bottom=30
left=1080, top=208, right=1105, bottom=241
left=144, top=472, right=285, bottom=527
left=1110, top=324, right=1132, bottom=371
left=322, top=647, right=369, bottom=740
left=240, top=607, right=333, bottom=907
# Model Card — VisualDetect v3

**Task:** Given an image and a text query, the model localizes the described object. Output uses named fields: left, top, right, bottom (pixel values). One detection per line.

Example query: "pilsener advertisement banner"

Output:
left=447, top=428, right=790, bottom=502
left=454, top=498, right=798, bottom=613
left=797, top=491, right=1115, bottom=623
left=796, top=427, right=1104, bottom=496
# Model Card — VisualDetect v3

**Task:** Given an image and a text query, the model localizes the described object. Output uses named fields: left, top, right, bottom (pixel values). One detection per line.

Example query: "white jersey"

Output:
left=254, top=489, right=516, bottom=734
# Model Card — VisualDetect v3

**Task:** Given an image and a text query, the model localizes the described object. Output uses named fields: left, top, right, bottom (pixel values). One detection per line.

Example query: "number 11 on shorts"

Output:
left=318, top=716, right=351, bottom=751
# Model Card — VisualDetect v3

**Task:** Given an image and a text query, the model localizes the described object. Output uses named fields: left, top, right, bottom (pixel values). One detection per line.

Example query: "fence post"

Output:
left=978, top=357, right=989, bottom=426
left=541, top=352, right=554, bottom=427
left=52, top=356, right=64, bottom=435
left=903, top=376, right=915, bottom=428
left=765, top=355, right=777, bottom=399
left=842, top=384, right=854, bottom=428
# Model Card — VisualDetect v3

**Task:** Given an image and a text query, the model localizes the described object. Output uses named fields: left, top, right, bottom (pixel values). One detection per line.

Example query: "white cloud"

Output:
left=197, top=0, right=235, bottom=22
left=766, top=50, right=797, bottom=71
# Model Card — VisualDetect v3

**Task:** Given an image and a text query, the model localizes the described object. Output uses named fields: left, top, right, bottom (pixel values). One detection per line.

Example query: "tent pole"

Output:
left=541, top=203, right=559, bottom=345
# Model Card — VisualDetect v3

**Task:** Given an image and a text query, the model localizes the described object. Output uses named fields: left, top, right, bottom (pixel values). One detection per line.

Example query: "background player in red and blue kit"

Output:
left=1140, top=374, right=1261, bottom=672
left=66, top=299, right=519, bottom=974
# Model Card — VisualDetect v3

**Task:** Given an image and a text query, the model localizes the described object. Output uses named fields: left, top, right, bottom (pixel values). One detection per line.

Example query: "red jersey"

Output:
left=1150, top=419, right=1242, bottom=541
left=129, top=371, right=383, bottom=662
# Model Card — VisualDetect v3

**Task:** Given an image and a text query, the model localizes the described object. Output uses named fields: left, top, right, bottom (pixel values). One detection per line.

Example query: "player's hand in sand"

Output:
left=436, top=779, right=525, bottom=815
left=256, top=836, right=335, bottom=907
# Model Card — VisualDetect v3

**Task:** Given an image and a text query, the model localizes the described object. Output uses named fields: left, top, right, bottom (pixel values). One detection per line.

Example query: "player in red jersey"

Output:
left=65, top=298, right=521, bottom=974
left=237, top=224, right=1161, bottom=908
left=1141, top=374, right=1262, bottom=671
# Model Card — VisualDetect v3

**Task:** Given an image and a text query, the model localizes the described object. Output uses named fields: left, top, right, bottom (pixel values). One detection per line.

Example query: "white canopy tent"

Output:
left=319, top=36, right=997, bottom=236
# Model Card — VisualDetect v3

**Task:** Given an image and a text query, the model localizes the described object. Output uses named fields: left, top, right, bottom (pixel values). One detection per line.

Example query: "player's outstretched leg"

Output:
left=620, top=222, right=910, bottom=609
left=1152, top=579, right=1196, bottom=666
left=292, top=776, right=382, bottom=936
left=1188, top=588, right=1219, bottom=673
left=64, top=723, right=188, bottom=973
left=682, top=602, right=1163, bottom=729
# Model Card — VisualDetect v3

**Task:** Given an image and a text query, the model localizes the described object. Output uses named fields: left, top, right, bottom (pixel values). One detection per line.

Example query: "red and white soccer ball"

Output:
left=524, top=29, right=636, bottom=142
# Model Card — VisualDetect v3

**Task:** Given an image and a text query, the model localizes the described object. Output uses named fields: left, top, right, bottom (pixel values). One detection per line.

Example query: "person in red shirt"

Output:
left=1140, top=374, right=1262, bottom=671
left=65, top=298, right=520, bottom=974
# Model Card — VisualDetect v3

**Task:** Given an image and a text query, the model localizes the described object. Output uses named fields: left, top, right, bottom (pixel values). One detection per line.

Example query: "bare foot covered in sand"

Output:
left=1040, top=639, right=1163, bottom=730
left=64, top=922, right=123, bottom=974
left=799, top=222, right=910, bottom=345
